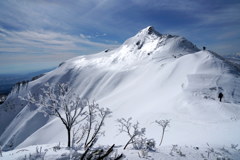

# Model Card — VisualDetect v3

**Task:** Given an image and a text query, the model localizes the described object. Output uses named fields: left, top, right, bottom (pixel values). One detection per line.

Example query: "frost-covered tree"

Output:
left=155, top=119, right=170, bottom=146
left=71, top=101, right=112, bottom=150
left=67, top=101, right=123, bottom=160
left=24, top=83, right=88, bottom=147
left=117, top=117, right=146, bottom=150
left=84, top=102, right=111, bottom=149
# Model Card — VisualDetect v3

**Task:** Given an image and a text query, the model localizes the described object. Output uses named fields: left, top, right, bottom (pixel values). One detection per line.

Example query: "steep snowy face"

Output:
left=0, top=26, right=240, bottom=151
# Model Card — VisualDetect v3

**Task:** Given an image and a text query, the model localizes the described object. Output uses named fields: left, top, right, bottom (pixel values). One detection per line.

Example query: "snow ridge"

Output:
left=0, top=26, right=240, bottom=153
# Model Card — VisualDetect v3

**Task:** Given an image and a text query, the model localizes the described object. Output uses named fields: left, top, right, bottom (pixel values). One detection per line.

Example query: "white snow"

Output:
left=0, top=26, right=240, bottom=159
left=1, top=144, right=240, bottom=160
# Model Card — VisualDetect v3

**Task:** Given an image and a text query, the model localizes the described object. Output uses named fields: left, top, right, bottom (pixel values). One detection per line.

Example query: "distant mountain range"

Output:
left=0, top=68, right=54, bottom=95
left=224, top=54, right=240, bottom=65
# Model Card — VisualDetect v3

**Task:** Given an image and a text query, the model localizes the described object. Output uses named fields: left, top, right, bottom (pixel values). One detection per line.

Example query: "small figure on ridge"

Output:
left=218, top=92, right=223, bottom=102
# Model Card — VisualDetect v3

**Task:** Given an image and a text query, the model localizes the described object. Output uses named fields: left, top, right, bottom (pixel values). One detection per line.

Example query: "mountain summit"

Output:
left=136, top=26, right=162, bottom=36
left=120, top=26, right=199, bottom=61
left=0, top=27, right=240, bottom=151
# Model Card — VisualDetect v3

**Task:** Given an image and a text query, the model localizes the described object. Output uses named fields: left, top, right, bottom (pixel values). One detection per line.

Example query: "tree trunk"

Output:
left=159, top=128, right=165, bottom=146
left=124, top=134, right=136, bottom=150
left=67, top=128, right=71, bottom=148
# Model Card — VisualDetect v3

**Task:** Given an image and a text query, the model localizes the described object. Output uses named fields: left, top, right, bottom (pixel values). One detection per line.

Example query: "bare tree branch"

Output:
left=117, top=117, right=145, bottom=150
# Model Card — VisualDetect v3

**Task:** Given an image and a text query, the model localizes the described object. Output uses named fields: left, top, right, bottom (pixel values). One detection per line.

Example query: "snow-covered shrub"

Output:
left=58, top=150, right=81, bottom=160
left=117, top=117, right=147, bottom=150
left=133, top=137, right=156, bottom=151
left=169, top=145, right=177, bottom=156
left=216, top=156, right=232, bottom=160
left=220, top=147, right=230, bottom=155
left=137, top=139, right=156, bottom=159
left=193, top=146, right=199, bottom=150
left=178, top=148, right=186, bottom=157
left=155, top=119, right=170, bottom=146
left=145, top=139, right=156, bottom=151
left=206, top=146, right=214, bottom=158
left=79, top=144, right=124, bottom=160
left=132, top=137, right=146, bottom=150
left=231, top=144, right=238, bottom=150
left=53, top=142, right=61, bottom=152
left=21, top=146, right=47, bottom=160
left=169, top=145, right=185, bottom=157
left=138, top=149, right=149, bottom=159
left=205, top=144, right=218, bottom=158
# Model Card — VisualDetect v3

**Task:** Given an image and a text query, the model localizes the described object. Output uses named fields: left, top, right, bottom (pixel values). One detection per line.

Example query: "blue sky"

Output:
left=0, top=0, right=240, bottom=74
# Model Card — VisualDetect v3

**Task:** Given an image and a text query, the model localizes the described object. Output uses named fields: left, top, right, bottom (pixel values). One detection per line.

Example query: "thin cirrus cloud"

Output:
left=0, top=0, right=240, bottom=74
left=196, top=3, right=240, bottom=25
left=0, top=28, right=119, bottom=73
left=0, top=28, right=119, bottom=56
left=0, top=0, right=122, bottom=74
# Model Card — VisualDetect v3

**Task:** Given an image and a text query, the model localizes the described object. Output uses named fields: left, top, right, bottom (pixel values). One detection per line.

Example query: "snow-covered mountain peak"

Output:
left=1, top=27, right=240, bottom=153
left=136, top=26, right=162, bottom=37
left=63, top=27, right=200, bottom=70
left=103, top=26, right=200, bottom=66
left=62, top=26, right=201, bottom=71
left=123, top=26, right=162, bottom=46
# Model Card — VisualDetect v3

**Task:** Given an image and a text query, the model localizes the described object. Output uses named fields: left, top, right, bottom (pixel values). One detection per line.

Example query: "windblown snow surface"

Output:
left=1, top=26, right=240, bottom=159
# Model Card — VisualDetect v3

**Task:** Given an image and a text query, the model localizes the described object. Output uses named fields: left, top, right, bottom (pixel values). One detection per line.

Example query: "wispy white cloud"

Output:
left=0, top=28, right=119, bottom=53
left=79, top=33, right=92, bottom=39
left=0, top=28, right=119, bottom=73
left=131, top=0, right=200, bottom=11
left=195, top=3, right=240, bottom=26
left=216, top=30, right=240, bottom=40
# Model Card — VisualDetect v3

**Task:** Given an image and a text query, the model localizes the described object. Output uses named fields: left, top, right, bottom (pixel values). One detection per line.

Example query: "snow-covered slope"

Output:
left=0, top=26, right=240, bottom=152
left=2, top=143, right=240, bottom=160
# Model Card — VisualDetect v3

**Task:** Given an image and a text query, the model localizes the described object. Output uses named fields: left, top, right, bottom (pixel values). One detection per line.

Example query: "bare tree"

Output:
left=68, top=102, right=123, bottom=160
left=84, top=104, right=111, bottom=149
left=24, top=83, right=88, bottom=147
left=155, top=119, right=170, bottom=146
left=117, top=117, right=145, bottom=150
left=71, top=100, right=111, bottom=149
